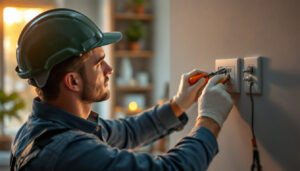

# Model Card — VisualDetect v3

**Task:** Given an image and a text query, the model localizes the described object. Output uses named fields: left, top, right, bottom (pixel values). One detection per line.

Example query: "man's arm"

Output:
left=55, top=124, right=218, bottom=171
left=196, top=116, right=220, bottom=137
left=98, top=102, right=187, bottom=149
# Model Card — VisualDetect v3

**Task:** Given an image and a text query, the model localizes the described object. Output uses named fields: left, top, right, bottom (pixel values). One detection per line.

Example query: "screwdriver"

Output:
left=188, top=68, right=230, bottom=85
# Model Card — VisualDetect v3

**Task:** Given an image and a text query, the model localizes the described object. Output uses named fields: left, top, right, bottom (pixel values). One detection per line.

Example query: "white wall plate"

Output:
left=215, top=58, right=241, bottom=93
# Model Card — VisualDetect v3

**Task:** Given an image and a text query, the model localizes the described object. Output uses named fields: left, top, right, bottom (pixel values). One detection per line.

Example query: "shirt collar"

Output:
left=32, top=97, right=100, bottom=134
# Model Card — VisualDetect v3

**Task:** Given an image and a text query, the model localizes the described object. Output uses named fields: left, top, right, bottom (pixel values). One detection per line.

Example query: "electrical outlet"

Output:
left=215, top=58, right=241, bottom=93
left=243, top=56, right=263, bottom=94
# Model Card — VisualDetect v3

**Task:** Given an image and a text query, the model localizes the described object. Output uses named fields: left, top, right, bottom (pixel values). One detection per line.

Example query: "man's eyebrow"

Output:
left=95, top=55, right=105, bottom=64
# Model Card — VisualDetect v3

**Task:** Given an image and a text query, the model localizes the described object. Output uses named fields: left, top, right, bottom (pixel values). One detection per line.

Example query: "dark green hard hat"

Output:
left=15, top=8, right=122, bottom=88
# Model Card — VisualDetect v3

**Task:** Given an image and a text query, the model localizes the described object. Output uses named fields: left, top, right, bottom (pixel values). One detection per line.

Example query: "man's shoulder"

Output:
left=15, top=129, right=101, bottom=170
left=13, top=113, right=101, bottom=152
left=53, top=129, right=100, bottom=143
left=11, top=113, right=105, bottom=170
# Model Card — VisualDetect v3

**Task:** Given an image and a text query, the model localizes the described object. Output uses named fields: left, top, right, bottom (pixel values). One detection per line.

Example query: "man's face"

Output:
left=80, top=47, right=113, bottom=102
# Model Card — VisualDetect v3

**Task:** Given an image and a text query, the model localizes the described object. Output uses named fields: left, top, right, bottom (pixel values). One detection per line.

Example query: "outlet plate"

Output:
left=215, top=58, right=241, bottom=93
left=243, top=56, right=263, bottom=94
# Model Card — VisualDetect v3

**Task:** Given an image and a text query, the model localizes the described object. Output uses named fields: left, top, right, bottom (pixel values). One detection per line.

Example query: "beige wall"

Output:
left=169, top=0, right=300, bottom=170
left=153, top=0, right=170, bottom=103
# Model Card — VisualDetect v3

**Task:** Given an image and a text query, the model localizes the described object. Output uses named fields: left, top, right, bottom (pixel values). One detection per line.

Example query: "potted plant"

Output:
left=0, top=89, right=25, bottom=151
left=125, top=20, right=147, bottom=51
left=132, top=0, right=146, bottom=14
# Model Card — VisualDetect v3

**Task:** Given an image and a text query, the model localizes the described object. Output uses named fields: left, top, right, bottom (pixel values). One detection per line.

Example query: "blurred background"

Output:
left=0, top=0, right=300, bottom=170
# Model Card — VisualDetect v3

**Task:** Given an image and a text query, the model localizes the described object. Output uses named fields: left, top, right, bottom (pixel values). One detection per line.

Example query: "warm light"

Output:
left=4, top=7, right=22, bottom=24
left=3, top=7, right=43, bottom=25
left=128, top=101, right=138, bottom=112
left=4, top=39, right=10, bottom=48
left=24, top=9, right=42, bottom=22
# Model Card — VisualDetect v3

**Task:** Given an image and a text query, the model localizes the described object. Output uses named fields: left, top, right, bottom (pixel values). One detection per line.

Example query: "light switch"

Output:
left=215, top=58, right=241, bottom=93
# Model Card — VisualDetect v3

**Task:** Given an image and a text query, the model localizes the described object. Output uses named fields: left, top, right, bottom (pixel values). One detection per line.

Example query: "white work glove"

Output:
left=198, top=75, right=233, bottom=127
left=173, top=69, right=207, bottom=112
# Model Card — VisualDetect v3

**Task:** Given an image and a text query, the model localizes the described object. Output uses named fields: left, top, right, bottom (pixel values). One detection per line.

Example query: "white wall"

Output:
left=169, top=0, right=300, bottom=170
left=59, top=0, right=98, bottom=22
left=153, top=0, right=170, bottom=103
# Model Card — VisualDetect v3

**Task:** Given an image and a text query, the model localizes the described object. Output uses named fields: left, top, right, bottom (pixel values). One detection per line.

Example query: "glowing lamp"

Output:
left=128, top=101, right=138, bottom=112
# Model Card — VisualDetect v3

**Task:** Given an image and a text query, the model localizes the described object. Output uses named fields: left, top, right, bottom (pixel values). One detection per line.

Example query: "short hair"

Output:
left=32, top=54, right=89, bottom=101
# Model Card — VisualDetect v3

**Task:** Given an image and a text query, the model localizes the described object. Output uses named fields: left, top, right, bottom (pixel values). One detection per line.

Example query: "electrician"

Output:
left=10, top=8, right=233, bottom=171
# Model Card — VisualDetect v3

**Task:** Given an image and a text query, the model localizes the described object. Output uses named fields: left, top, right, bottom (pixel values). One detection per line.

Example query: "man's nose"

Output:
left=103, top=61, right=113, bottom=75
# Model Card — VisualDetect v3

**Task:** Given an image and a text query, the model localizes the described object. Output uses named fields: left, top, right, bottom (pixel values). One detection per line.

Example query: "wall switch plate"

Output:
left=243, top=56, right=263, bottom=94
left=215, top=58, right=241, bottom=93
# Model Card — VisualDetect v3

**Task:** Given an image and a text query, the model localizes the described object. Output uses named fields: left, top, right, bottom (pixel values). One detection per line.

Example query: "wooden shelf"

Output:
left=111, top=1, right=155, bottom=120
left=116, top=85, right=152, bottom=92
left=115, top=13, right=153, bottom=21
left=115, top=50, right=153, bottom=58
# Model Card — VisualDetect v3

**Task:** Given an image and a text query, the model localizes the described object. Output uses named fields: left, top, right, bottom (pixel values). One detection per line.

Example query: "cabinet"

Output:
left=110, top=0, right=154, bottom=119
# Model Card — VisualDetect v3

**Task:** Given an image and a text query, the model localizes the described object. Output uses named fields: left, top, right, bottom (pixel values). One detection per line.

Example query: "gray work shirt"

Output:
left=11, top=98, right=218, bottom=170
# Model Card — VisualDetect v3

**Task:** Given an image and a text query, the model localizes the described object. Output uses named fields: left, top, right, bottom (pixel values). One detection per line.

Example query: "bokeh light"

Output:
left=128, top=101, right=138, bottom=112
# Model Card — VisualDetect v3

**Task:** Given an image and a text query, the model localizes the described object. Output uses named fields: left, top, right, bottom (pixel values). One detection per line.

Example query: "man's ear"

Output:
left=63, top=72, right=81, bottom=92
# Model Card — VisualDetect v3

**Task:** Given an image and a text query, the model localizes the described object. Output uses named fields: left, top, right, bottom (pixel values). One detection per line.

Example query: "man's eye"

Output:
left=97, top=61, right=104, bottom=67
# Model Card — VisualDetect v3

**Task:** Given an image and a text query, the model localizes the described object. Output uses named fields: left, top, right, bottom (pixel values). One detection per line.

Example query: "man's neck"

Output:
left=45, top=97, right=92, bottom=119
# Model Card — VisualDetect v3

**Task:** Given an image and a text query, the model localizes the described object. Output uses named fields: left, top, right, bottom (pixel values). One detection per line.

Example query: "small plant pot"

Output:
left=129, top=42, right=141, bottom=51
left=135, top=5, right=145, bottom=14
left=0, top=135, right=12, bottom=151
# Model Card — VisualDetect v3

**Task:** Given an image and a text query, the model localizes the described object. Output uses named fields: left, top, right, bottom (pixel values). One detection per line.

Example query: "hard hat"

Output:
left=15, top=8, right=122, bottom=88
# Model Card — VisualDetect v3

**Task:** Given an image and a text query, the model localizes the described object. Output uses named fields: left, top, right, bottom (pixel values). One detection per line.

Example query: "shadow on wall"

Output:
left=236, top=58, right=300, bottom=170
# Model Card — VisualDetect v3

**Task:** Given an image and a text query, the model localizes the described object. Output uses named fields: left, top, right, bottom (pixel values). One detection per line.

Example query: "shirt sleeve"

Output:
left=98, top=103, right=188, bottom=149
left=55, top=127, right=219, bottom=171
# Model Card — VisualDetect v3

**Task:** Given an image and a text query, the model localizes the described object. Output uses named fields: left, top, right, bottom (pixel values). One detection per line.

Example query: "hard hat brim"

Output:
left=99, top=32, right=123, bottom=47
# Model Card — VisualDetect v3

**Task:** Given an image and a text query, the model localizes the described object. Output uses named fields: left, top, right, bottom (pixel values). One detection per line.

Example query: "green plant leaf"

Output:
left=0, top=89, right=6, bottom=102
left=125, top=20, right=147, bottom=42
left=132, top=0, right=146, bottom=5
left=0, top=89, right=25, bottom=124
left=8, top=92, right=19, bottom=100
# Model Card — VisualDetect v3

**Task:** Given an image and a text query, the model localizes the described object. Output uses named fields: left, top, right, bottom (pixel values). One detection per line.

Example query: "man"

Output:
left=10, top=8, right=233, bottom=170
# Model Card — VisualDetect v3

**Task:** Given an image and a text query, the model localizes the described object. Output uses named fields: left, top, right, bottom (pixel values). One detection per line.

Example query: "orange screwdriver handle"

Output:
left=188, top=73, right=209, bottom=85
left=189, top=74, right=230, bottom=85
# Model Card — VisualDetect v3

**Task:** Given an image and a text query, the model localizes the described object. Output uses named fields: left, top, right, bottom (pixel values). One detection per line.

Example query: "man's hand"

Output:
left=198, top=75, right=233, bottom=128
left=173, top=69, right=207, bottom=112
